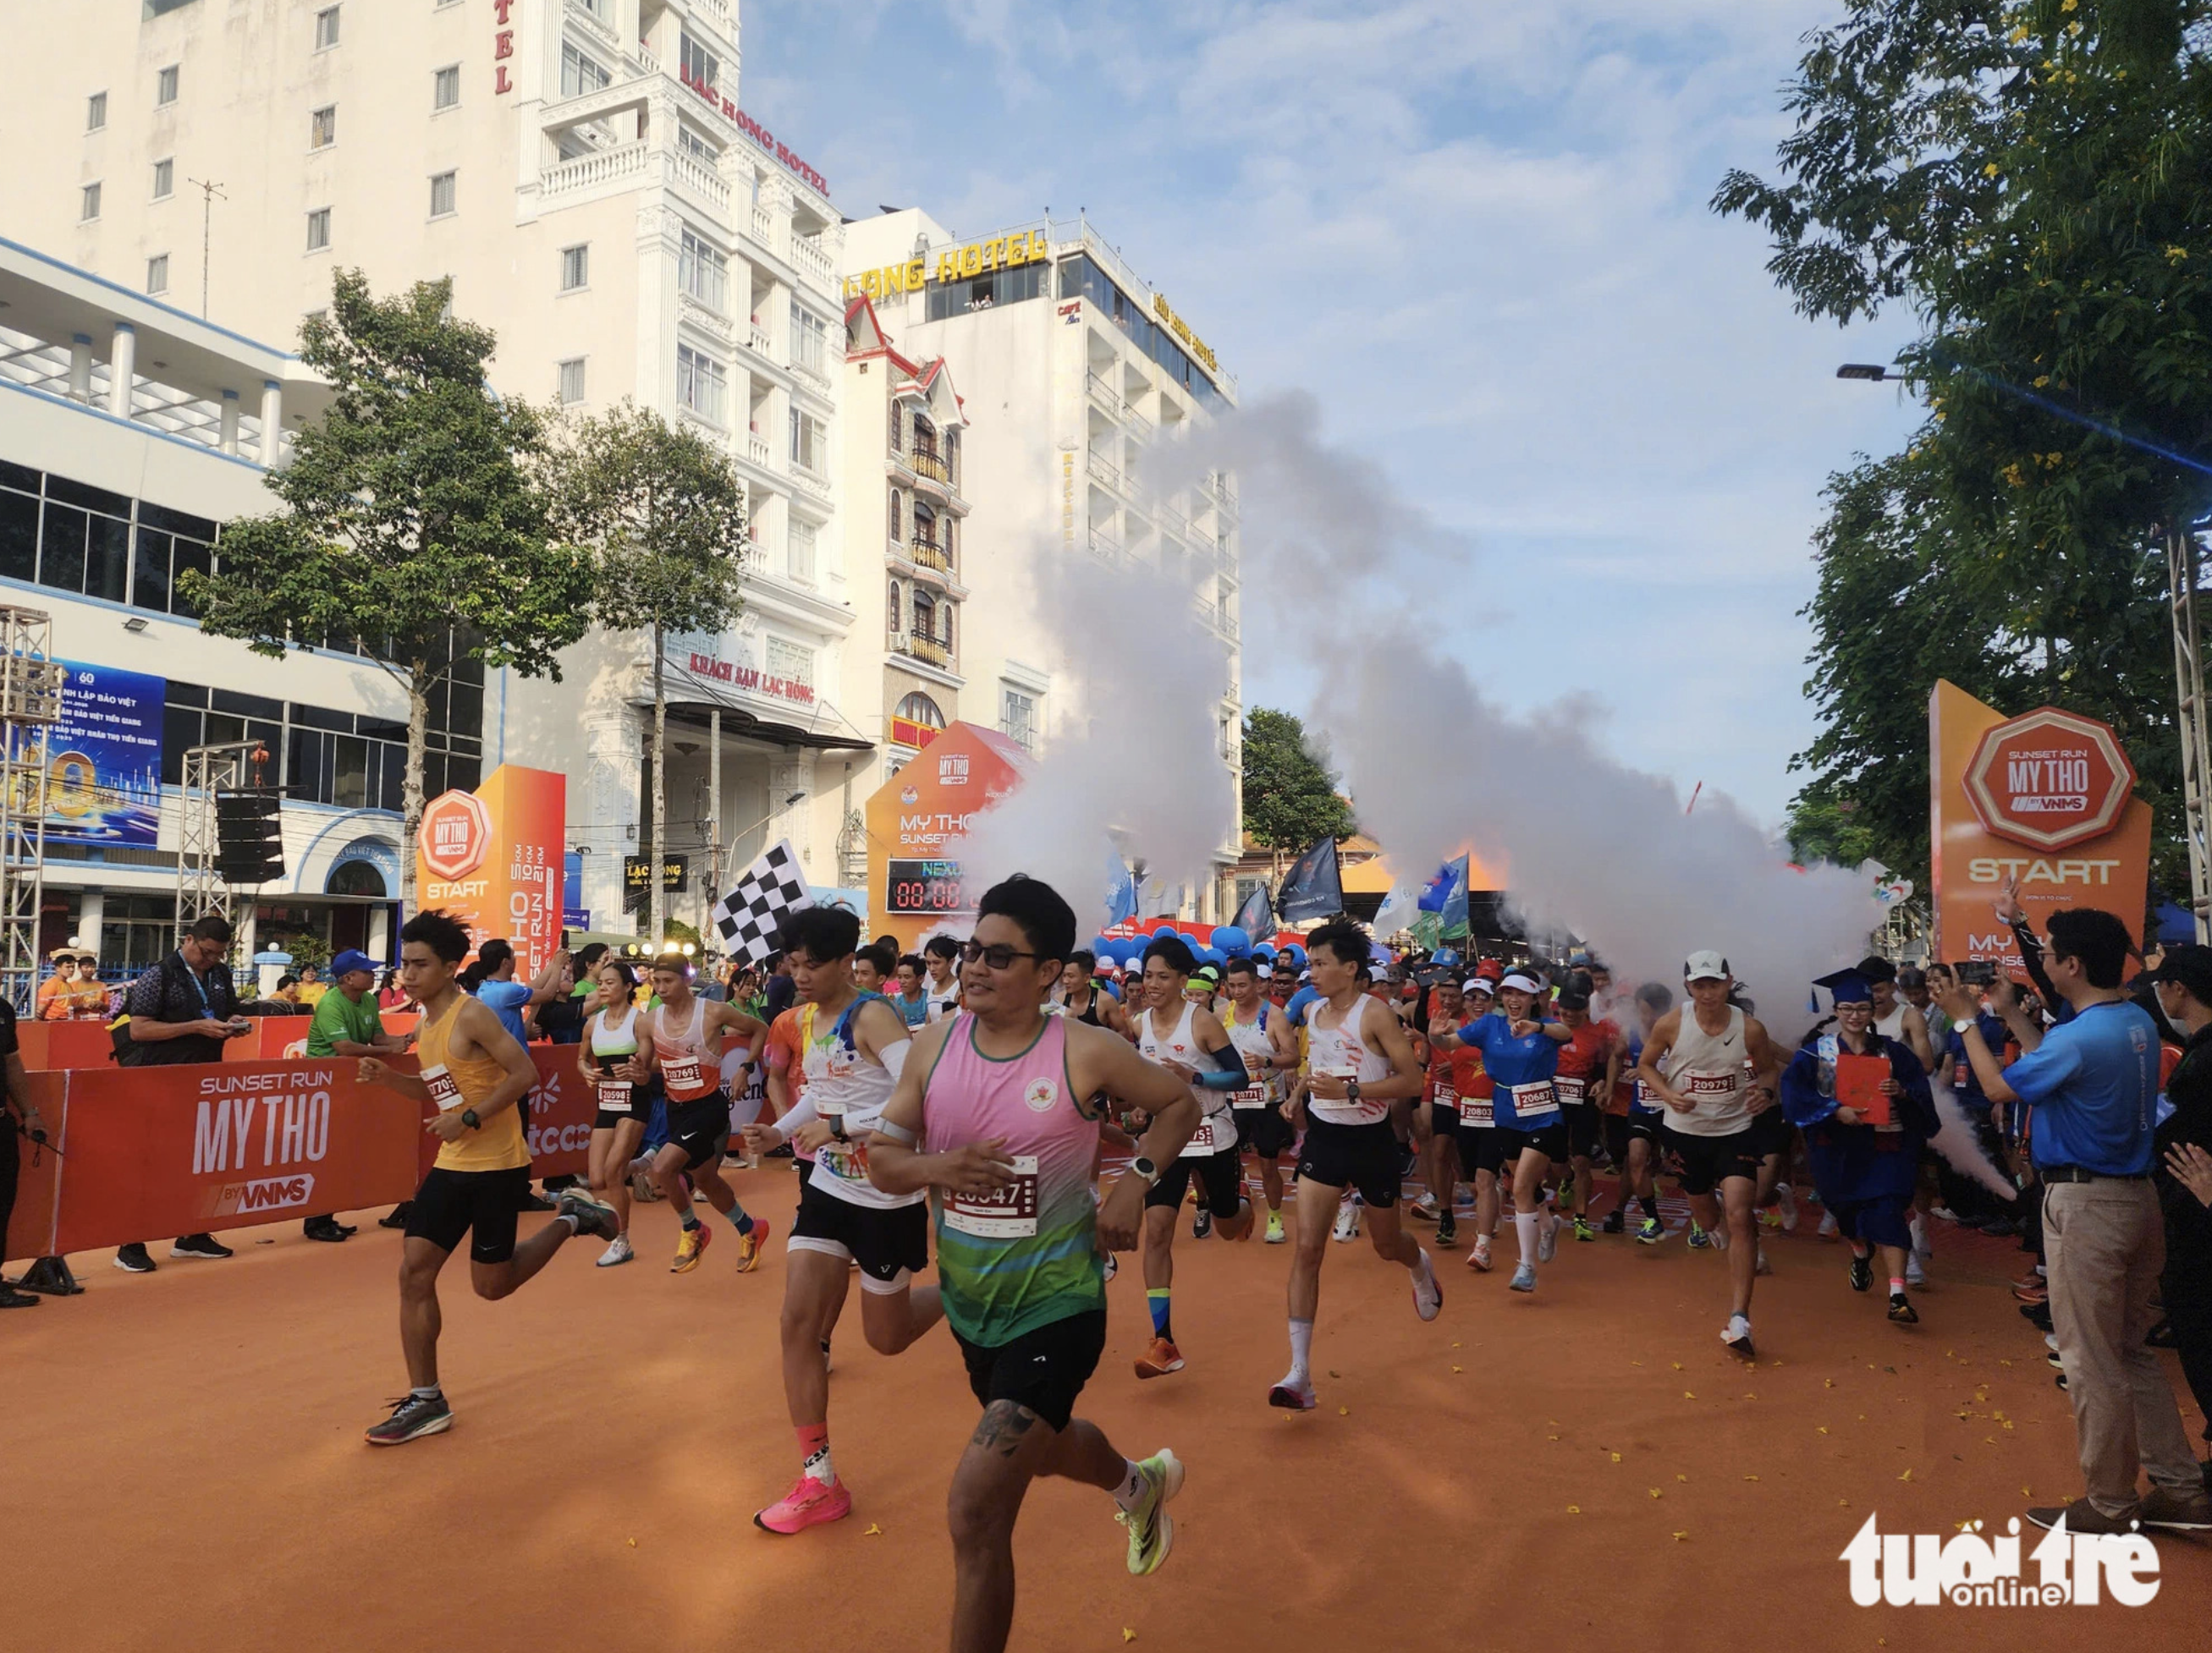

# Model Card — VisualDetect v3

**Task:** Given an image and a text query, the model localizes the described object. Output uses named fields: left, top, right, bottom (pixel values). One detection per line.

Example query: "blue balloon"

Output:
left=1252, top=943, right=1275, bottom=961
left=1152, top=925, right=1177, bottom=941
left=1209, top=925, right=1251, bottom=957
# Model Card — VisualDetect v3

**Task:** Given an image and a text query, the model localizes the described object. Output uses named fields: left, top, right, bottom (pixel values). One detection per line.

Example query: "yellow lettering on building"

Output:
left=1152, top=292, right=1219, bottom=375
left=846, top=229, right=1054, bottom=301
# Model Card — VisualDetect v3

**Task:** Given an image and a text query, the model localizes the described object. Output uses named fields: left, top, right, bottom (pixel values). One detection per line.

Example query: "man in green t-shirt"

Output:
left=305, top=949, right=405, bottom=1243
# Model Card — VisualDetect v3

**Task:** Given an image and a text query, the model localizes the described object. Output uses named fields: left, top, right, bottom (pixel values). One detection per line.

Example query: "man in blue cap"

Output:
left=303, top=947, right=409, bottom=1242
left=1780, top=968, right=1936, bottom=1325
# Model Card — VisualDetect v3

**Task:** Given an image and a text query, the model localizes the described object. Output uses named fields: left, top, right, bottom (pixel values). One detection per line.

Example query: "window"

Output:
left=146, top=255, right=169, bottom=294
left=156, top=65, right=179, bottom=106
left=560, top=42, right=610, bottom=97
left=558, top=358, right=586, bottom=404
left=675, top=124, right=718, bottom=162
left=677, top=225, right=725, bottom=311
left=894, top=693, right=944, bottom=732
left=911, top=589, right=936, bottom=643
left=790, top=303, right=827, bottom=376
left=925, top=258, right=1048, bottom=323
left=790, top=409, right=824, bottom=474
left=788, top=519, right=817, bottom=585
left=152, top=157, right=173, bottom=199
left=428, top=170, right=456, bottom=217
left=1000, top=688, right=1037, bottom=753
left=310, top=104, right=336, bottom=147
left=80, top=182, right=101, bottom=222
left=886, top=578, right=901, bottom=627
left=314, top=6, right=340, bottom=49
left=766, top=637, right=814, bottom=689
left=679, top=32, right=718, bottom=91
left=559, top=244, right=589, bottom=291
left=305, top=206, right=331, bottom=250
left=887, top=486, right=902, bottom=541
left=676, top=343, right=726, bottom=424
left=433, top=64, right=460, bottom=110
left=86, top=91, right=107, bottom=131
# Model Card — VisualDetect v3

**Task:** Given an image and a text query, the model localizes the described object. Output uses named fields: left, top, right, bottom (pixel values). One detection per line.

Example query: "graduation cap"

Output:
left=1814, top=968, right=1876, bottom=1008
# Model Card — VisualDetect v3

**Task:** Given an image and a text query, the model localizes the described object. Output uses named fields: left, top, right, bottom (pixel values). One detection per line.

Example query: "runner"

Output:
left=1442, top=970, right=1573, bottom=1293
left=863, top=875, right=1202, bottom=1652
left=359, top=910, right=619, bottom=1445
left=647, top=953, right=769, bottom=1275
left=852, top=940, right=898, bottom=994
left=1054, top=951, right=1129, bottom=1035
left=892, top=954, right=933, bottom=1029
left=1433, top=978, right=1505, bottom=1269
left=1553, top=981, right=1620, bottom=1243
left=1219, top=956, right=1298, bottom=1244
left=578, top=958, right=652, bottom=1266
left=1635, top=952, right=1787, bottom=1357
left=739, top=906, right=940, bottom=1535
left=1130, top=935, right=1257, bottom=1378
left=1411, top=977, right=1465, bottom=1245
left=922, top=934, right=964, bottom=1021
left=1611, top=982, right=1674, bottom=1242
left=1778, top=967, right=1937, bottom=1326
left=762, top=991, right=848, bottom=1368
left=1274, top=919, right=1442, bottom=1411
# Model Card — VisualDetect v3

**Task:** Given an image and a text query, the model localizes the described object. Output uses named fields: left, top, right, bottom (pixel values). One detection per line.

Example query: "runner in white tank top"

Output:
left=1636, top=951, right=1786, bottom=1359
left=644, top=954, right=769, bottom=1277
left=1127, top=936, right=1255, bottom=1381
left=1219, top=957, right=1298, bottom=1243
left=576, top=958, right=652, bottom=1266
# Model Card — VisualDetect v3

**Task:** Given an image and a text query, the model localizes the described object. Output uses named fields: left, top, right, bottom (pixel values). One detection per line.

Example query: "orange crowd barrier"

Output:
left=7, top=1047, right=597, bottom=1266
left=16, top=1011, right=427, bottom=1071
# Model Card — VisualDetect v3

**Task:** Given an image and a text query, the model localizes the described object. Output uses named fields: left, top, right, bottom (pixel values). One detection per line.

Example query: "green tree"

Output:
left=186, top=270, right=592, bottom=911
left=1718, top=0, right=2210, bottom=888
left=1242, top=707, right=1355, bottom=855
left=547, top=402, right=749, bottom=945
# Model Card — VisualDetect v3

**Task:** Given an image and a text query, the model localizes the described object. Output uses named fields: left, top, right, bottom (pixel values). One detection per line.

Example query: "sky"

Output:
left=740, top=0, right=1926, bottom=830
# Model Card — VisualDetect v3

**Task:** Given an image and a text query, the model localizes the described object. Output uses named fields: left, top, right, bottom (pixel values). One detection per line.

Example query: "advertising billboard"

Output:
left=43, top=659, right=163, bottom=848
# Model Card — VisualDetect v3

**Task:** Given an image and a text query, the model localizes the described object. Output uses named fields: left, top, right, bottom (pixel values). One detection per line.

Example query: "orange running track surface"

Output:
left=8, top=1170, right=2208, bottom=1652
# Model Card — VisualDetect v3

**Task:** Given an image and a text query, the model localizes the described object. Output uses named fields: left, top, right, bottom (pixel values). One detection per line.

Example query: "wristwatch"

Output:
left=1952, top=1019, right=1978, bottom=1035
left=460, top=1108, right=481, bottom=1131
left=1131, top=1156, right=1161, bottom=1188
left=831, top=1116, right=850, bottom=1143
left=1345, top=1078, right=1362, bottom=1106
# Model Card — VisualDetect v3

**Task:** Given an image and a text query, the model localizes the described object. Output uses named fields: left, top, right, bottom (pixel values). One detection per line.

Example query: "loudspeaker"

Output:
left=214, top=788, right=284, bottom=885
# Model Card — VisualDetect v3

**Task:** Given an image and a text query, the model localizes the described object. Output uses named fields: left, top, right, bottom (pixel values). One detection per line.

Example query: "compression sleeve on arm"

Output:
left=776, top=1094, right=820, bottom=1141
left=1194, top=1041, right=1248, bottom=1090
left=879, top=1038, right=911, bottom=1085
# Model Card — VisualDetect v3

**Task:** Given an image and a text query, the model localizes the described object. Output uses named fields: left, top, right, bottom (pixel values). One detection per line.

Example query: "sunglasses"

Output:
left=959, top=938, right=1043, bottom=969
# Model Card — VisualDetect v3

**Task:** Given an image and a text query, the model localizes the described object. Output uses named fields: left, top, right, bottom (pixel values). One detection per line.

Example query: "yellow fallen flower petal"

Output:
left=1124, top=1630, right=1137, bottom=1644
left=1683, top=1392, right=1696, bottom=1400
left=1609, top=1452, right=1621, bottom=1463
left=1743, top=1475, right=1760, bottom=1482
left=1817, top=1426, right=1830, bottom=1436
left=1451, top=1365, right=1464, bottom=1374
left=1648, top=1488, right=1662, bottom=1498
left=1898, top=1469, right=1913, bottom=1482
left=1339, top=1406, right=1350, bottom=1416
left=1671, top=1531, right=1688, bottom=1541
left=864, top=1524, right=883, bottom=1536
left=1567, top=1505, right=1582, bottom=1514
left=626, top=1538, right=637, bottom=1548
left=1676, top=1475, right=1687, bottom=1482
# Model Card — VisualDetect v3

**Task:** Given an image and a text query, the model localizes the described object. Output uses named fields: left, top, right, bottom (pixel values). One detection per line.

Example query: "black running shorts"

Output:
left=1747, top=1104, right=1792, bottom=1160
left=1296, top=1118, right=1401, bottom=1208
left=665, top=1091, right=731, bottom=1171
left=1562, top=1105, right=1603, bottom=1159
left=1626, top=1110, right=1665, bottom=1144
left=405, top=1165, right=531, bottom=1265
left=593, top=1106, right=645, bottom=1133
left=1455, top=1121, right=1507, bottom=1175
left=956, top=1307, right=1108, bottom=1432
left=1147, top=1145, right=1246, bottom=1216
left=1664, top=1123, right=1760, bottom=1195
left=1602, top=1113, right=1632, bottom=1170
left=1498, top=1122, right=1568, bottom=1164
left=1235, top=1104, right=1295, bottom=1161
left=1427, top=1100, right=1461, bottom=1140
left=790, top=1177, right=930, bottom=1285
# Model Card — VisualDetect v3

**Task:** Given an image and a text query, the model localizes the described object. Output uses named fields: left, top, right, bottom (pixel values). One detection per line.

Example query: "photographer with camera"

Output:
left=2, top=987, right=47, bottom=1310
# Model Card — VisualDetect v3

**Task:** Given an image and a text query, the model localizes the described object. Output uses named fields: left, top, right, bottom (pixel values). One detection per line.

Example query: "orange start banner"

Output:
left=16, top=1047, right=600, bottom=1264
left=863, top=721, right=1031, bottom=952
left=1929, top=679, right=2154, bottom=969
left=416, top=764, right=567, bottom=978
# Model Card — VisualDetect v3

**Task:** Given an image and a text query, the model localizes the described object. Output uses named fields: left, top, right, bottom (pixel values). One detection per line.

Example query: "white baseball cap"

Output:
left=1461, top=978, right=1494, bottom=997
left=1499, top=971, right=1543, bottom=994
left=1683, top=950, right=1731, bottom=982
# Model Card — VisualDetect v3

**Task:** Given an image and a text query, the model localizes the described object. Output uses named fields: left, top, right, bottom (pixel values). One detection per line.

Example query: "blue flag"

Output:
left=1233, top=881, right=1273, bottom=937
left=1439, top=854, right=1469, bottom=937
left=1275, top=836, right=1343, bottom=924
left=1104, top=844, right=1138, bottom=927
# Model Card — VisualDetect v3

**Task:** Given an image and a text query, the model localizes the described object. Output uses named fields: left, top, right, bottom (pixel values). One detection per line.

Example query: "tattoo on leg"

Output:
left=969, top=1399, right=1042, bottom=1457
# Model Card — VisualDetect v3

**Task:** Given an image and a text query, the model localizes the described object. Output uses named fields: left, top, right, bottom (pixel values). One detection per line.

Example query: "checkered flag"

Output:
left=711, top=838, right=814, bottom=965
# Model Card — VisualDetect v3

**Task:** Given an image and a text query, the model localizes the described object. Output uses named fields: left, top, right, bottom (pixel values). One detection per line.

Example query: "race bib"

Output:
left=1632, top=1079, right=1660, bottom=1112
left=1457, top=1093, right=1494, bottom=1128
left=596, top=1080, right=633, bottom=1113
left=663, top=1056, right=704, bottom=1093
left=1231, top=1087, right=1268, bottom=1111
left=943, top=1155, right=1040, bottom=1238
left=817, top=1138, right=870, bottom=1181
left=421, top=1063, right=463, bottom=1113
left=1432, top=1082, right=1458, bottom=1110
left=1508, top=1080, right=1558, bottom=1117
left=1180, top=1116, right=1221, bottom=1157
left=1554, top=1076, right=1587, bottom=1106
left=1681, top=1069, right=1739, bottom=1098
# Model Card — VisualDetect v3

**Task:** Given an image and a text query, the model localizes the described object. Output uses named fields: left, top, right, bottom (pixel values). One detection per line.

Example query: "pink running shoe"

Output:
left=754, top=1475, right=852, bottom=1535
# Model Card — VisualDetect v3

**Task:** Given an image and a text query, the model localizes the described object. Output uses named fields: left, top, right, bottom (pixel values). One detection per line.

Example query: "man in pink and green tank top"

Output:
left=867, top=876, right=1202, bottom=1653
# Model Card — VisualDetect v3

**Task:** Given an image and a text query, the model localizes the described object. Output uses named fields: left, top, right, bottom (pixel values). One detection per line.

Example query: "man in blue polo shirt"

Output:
left=1944, top=907, right=2212, bottom=1536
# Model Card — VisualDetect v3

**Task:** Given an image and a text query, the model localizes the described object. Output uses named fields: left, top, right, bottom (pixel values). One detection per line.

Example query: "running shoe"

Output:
left=1408, top=1194, right=1441, bottom=1222
left=1635, top=1217, right=1665, bottom=1245
left=366, top=1392, right=453, bottom=1447
left=1264, top=1211, right=1285, bottom=1244
left=1776, top=1183, right=1798, bottom=1231
left=1905, top=1252, right=1927, bottom=1290
left=2141, top=1486, right=2212, bottom=1532
left=113, top=1244, right=157, bottom=1274
left=556, top=1190, right=621, bottom=1242
left=1758, top=1205, right=1784, bottom=1231
left=1135, top=1337, right=1186, bottom=1380
left=1103, top=1252, right=1119, bottom=1281
left=1268, top=1373, right=1318, bottom=1411
left=734, top=1218, right=772, bottom=1274
left=596, top=1234, right=635, bottom=1268
left=1722, top=1315, right=1755, bottom=1359
left=170, top=1234, right=234, bottom=1260
left=377, top=1203, right=413, bottom=1229
left=672, top=1222, right=713, bottom=1273
left=2011, top=1269, right=2046, bottom=1293
left=1929, top=1205, right=1959, bottom=1223
left=1571, top=1215, right=1595, bottom=1244
left=754, top=1475, right=852, bottom=1535
left=1332, top=1201, right=1360, bottom=1243
left=1847, top=1253, right=1873, bottom=1293
left=1411, top=1252, right=1443, bottom=1322
left=1120, top=1449, right=1186, bottom=1575
left=1754, top=1245, right=1773, bottom=1277
left=1687, top=1222, right=1712, bottom=1250
left=1601, top=1208, right=1625, bottom=1235
left=1435, top=1211, right=1457, bottom=1249
left=1509, top=1261, right=1536, bottom=1293
left=1192, top=1208, right=1213, bottom=1241
left=1468, top=1236, right=1494, bottom=1272
left=1887, top=1293, right=1919, bottom=1326
left=2012, top=1283, right=2048, bottom=1306
left=1816, top=1210, right=1839, bottom=1239
left=1537, top=1214, right=1560, bottom=1264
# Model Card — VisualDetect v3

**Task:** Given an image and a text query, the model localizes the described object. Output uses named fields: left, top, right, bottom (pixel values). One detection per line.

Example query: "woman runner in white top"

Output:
left=577, top=958, right=653, bottom=1266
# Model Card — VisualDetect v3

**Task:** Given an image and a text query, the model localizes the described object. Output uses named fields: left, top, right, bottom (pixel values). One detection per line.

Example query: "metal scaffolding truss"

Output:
left=0, top=606, right=63, bottom=1013
left=176, top=739, right=269, bottom=942
left=2169, top=528, right=2212, bottom=943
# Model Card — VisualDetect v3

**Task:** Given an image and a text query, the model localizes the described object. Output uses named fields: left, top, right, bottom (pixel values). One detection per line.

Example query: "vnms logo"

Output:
left=210, top=1174, right=316, bottom=1216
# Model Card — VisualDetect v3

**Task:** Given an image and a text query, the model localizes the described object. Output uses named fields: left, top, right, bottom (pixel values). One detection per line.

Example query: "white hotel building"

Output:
left=0, top=0, right=862, bottom=934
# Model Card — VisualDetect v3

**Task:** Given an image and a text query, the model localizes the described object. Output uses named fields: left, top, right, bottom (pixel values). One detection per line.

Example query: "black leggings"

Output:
left=2161, top=1196, right=2212, bottom=1446
left=0, top=1121, right=19, bottom=1263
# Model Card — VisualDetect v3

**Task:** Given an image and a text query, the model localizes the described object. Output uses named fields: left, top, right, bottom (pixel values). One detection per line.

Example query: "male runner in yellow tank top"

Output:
left=359, top=909, right=619, bottom=1445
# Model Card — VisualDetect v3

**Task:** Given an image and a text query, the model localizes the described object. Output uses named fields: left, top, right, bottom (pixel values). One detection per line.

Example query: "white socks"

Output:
left=1515, top=1210, right=1538, bottom=1266
left=1287, top=1317, right=1313, bottom=1382
left=1113, top=1458, right=1148, bottom=1513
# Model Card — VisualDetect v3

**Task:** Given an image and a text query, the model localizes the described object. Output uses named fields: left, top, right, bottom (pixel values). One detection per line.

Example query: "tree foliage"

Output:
left=1241, top=707, right=1355, bottom=850
left=545, top=401, right=749, bottom=940
left=1717, top=1, right=2212, bottom=887
left=184, top=269, right=592, bottom=908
